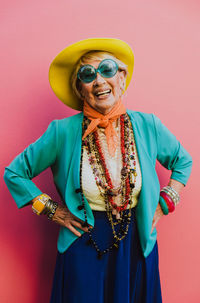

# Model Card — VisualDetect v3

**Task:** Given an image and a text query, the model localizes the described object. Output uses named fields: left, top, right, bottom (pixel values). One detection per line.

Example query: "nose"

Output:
left=93, top=72, right=106, bottom=86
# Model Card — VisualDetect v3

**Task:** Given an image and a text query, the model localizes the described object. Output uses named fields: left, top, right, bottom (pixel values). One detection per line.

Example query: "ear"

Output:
left=119, top=70, right=126, bottom=91
left=119, top=70, right=126, bottom=82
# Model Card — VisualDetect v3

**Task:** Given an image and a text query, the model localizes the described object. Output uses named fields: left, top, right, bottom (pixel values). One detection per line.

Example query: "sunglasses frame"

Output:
left=77, top=59, right=119, bottom=83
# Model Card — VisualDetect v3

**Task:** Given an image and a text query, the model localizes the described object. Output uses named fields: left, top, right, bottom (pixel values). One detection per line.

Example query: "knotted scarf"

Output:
left=82, top=99, right=126, bottom=157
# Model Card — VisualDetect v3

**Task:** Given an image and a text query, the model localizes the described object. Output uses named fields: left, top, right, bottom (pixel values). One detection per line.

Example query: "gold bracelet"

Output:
left=32, top=194, right=52, bottom=215
left=46, top=201, right=59, bottom=220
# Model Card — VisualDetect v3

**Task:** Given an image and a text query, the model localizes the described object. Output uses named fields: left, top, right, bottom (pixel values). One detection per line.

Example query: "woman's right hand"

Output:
left=52, top=204, right=92, bottom=237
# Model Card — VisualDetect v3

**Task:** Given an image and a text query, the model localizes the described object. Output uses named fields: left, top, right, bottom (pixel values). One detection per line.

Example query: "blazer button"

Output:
left=75, top=188, right=82, bottom=193
left=77, top=205, right=84, bottom=210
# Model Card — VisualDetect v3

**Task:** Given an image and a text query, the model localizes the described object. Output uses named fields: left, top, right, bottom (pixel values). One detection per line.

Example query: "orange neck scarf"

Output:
left=82, top=99, right=126, bottom=157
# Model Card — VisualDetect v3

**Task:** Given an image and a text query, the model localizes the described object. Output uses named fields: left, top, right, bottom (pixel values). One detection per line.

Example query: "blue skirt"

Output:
left=50, top=207, right=162, bottom=303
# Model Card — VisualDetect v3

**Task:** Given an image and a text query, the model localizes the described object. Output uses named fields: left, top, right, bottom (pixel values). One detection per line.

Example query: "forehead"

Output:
left=83, top=59, right=104, bottom=68
left=82, top=52, right=116, bottom=66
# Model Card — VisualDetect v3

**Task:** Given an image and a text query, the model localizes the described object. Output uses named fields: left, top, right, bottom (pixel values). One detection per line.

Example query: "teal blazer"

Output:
left=3, top=110, right=193, bottom=258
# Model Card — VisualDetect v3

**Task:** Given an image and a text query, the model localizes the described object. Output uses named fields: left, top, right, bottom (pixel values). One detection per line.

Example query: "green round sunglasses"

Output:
left=77, top=59, right=119, bottom=83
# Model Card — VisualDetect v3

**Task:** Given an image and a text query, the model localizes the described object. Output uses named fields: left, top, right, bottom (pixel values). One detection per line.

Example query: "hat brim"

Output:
left=49, top=38, right=134, bottom=111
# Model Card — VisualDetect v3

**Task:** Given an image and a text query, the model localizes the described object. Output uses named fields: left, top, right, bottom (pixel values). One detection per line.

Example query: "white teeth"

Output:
left=95, top=89, right=111, bottom=96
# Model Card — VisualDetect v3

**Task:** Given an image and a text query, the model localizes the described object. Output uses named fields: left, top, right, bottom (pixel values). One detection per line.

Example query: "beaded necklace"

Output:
left=78, top=113, right=137, bottom=259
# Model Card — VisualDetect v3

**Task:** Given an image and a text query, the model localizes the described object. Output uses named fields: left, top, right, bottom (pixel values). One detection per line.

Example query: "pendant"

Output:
left=107, top=187, right=121, bottom=196
left=121, top=167, right=128, bottom=176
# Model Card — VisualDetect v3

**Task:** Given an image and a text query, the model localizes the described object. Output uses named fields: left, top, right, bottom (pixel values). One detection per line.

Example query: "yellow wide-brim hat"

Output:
left=49, top=38, right=134, bottom=111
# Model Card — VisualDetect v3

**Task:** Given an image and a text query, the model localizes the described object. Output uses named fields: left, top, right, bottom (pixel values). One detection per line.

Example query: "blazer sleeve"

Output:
left=3, top=120, right=59, bottom=208
left=152, top=114, right=193, bottom=186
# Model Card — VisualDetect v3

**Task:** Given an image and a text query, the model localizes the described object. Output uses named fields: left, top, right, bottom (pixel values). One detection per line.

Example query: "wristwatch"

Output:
left=32, top=194, right=51, bottom=215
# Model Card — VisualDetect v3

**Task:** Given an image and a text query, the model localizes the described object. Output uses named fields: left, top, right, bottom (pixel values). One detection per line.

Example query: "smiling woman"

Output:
left=3, top=38, right=192, bottom=303
left=71, top=51, right=128, bottom=114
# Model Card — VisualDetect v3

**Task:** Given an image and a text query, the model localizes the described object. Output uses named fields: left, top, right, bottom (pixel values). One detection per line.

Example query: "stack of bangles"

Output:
left=159, top=186, right=180, bottom=215
left=32, top=194, right=58, bottom=220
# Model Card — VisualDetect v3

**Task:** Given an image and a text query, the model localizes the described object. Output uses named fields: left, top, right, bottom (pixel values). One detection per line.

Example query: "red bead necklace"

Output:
left=78, top=114, right=137, bottom=258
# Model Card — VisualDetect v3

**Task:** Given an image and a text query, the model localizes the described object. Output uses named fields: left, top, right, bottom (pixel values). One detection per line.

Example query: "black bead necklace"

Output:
left=77, top=115, right=134, bottom=259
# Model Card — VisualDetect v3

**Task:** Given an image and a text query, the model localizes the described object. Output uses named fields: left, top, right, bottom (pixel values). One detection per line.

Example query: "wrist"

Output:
left=159, top=185, right=180, bottom=215
left=161, top=186, right=180, bottom=206
left=32, top=194, right=58, bottom=220
left=32, top=194, right=51, bottom=215
left=167, top=179, right=184, bottom=194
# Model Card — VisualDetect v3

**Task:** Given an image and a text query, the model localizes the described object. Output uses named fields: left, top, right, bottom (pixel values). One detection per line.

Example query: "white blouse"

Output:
left=82, top=119, right=142, bottom=211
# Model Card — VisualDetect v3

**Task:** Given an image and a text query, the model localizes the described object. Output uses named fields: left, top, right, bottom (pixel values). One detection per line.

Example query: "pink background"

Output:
left=1, top=0, right=200, bottom=302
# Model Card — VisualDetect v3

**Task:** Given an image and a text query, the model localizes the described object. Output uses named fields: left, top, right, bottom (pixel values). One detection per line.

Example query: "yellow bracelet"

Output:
left=32, top=194, right=51, bottom=215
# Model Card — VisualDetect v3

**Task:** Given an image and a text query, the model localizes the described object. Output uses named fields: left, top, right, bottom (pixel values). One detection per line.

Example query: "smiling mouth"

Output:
left=95, top=89, right=111, bottom=97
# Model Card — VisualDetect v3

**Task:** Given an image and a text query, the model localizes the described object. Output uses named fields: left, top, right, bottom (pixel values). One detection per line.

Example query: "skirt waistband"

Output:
left=91, top=206, right=137, bottom=219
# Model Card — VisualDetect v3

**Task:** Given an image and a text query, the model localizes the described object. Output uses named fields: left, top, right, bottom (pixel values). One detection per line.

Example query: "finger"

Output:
left=75, top=219, right=93, bottom=229
left=67, top=223, right=82, bottom=237
left=71, top=215, right=93, bottom=229
left=152, top=218, right=156, bottom=226
left=151, top=223, right=155, bottom=234
left=71, top=220, right=89, bottom=232
left=151, top=217, right=160, bottom=233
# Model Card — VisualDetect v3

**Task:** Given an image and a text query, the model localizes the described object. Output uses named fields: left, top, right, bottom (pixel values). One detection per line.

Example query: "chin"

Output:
left=96, top=102, right=117, bottom=114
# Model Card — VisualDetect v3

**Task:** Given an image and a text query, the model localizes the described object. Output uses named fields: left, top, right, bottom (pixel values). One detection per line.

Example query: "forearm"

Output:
left=167, top=179, right=184, bottom=194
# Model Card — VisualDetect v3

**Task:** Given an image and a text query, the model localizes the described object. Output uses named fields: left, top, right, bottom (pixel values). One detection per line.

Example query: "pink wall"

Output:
left=1, top=0, right=199, bottom=302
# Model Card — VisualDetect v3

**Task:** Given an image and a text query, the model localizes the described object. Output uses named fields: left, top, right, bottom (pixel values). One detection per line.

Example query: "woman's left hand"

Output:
left=112, top=202, right=165, bottom=229
left=151, top=203, right=164, bottom=234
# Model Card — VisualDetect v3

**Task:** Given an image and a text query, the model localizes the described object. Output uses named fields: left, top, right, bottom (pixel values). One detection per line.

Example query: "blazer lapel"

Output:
left=65, top=113, right=94, bottom=226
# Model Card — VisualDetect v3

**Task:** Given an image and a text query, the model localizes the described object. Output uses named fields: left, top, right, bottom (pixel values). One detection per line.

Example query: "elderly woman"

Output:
left=4, top=38, right=192, bottom=303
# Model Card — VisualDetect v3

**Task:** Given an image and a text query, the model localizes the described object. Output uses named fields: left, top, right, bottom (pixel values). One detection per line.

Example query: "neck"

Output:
left=84, top=98, right=123, bottom=116
left=95, top=107, right=114, bottom=115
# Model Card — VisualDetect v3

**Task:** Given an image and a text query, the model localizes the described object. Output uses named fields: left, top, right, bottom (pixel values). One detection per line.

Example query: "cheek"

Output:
left=81, top=85, right=92, bottom=97
left=111, top=75, right=123, bottom=92
left=112, top=80, right=122, bottom=96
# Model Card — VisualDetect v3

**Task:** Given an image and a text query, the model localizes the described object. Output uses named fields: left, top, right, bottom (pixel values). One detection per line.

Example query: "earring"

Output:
left=120, top=84, right=125, bottom=94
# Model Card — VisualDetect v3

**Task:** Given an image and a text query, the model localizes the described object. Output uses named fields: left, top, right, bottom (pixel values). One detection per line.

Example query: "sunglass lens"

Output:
left=78, top=65, right=96, bottom=83
left=99, top=59, right=118, bottom=78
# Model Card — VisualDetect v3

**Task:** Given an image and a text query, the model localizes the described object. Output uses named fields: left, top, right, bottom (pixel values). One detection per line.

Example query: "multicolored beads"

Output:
left=77, top=113, right=138, bottom=259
